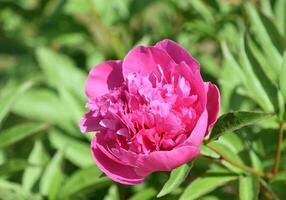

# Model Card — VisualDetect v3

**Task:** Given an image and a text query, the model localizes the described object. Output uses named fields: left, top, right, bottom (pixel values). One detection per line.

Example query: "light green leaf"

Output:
left=48, top=129, right=93, bottom=168
left=103, top=185, right=119, bottom=200
left=36, top=47, right=86, bottom=100
left=40, top=151, right=64, bottom=200
left=280, top=52, right=286, bottom=100
left=240, top=40, right=274, bottom=112
left=0, top=81, right=34, bottom=127
left=0, top=123, right=49, bottom=149
left=128, top=188, right=156, bottom=200
left=59, top=166, right=110, bottom=199
left=274, top=0, right=286, bottom=36
left=208, top=111, right=273, bottom=141
left=246, top=3, right=282, bottom=72
left=12, top=89, right=74, bottom=133
left=59, top=87, right=84, bottom=126
left=179, top=169, right=237, bottom=200
left=239, top=174, right=259, bottom=200
left=157, top=163, right=192, bottom=197
left=0, top=160, right=30, bottom=177
left=22, top=140, right=49, bottom=192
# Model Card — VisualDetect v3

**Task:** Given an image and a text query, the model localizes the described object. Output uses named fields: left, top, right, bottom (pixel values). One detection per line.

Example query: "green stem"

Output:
left=206, top=143, right=266, bottom=177
left=272, top=123, right=285, bottom=175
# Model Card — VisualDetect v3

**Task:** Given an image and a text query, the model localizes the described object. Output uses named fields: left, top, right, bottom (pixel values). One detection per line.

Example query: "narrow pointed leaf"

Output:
left=0, top=160, right=30, bottom=177
left=0, top=123, right=49, bottom=148
left=22, top=140, right=49, bottom=192
left=239, top=174, right=259, bottom=200
left=280, top=52, right=286, bottom=100
left=179, top=169, right=236, bottom=200
left=40, top=150, right=64, bottom=200
left=48, top=129, right=93, bottom=168
left=0, top=81, right=34, bottom=127
left=157, top=162, right=193, bottom=197
left=59, top=166, right=110, bottom=199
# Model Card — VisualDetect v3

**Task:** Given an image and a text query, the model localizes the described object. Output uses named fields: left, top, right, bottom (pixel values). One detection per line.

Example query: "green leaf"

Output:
left=36, top=47, right=86, bottom=100
left=240, top=39, right=274, bottom=112
left=280, top=52, right=286, bottom=100
left=179, top=169, right=237, bottom=200
left=103, top=185, right=120, bottom=200
left=274, top=0, right=286, bottom=36
left=0, top=123, right=49, bottom=148
left=245, top=3, right=282, bottom=71
left=128, top=188, right=157, bottom=200
left=157, top=163, right=192, bottom=197
left=0, top=81, right=34, bottom=127
left=48, top=129, right=93, bottom=168
left=22, top=140, right=50, bottom=192
left=12, top=89, right=74, bottom=133
left=40, top=150, right=64, bottom=200
left=239, top=174, right=259, bottom=200
left=209, top=111, right=273, bottom=141
left=59, top=166, right=110, bottom=199
left=0, top=159, right=30, bottom=177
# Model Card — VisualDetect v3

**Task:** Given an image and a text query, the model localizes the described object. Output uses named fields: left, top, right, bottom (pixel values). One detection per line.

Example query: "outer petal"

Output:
left=184, top=108, right=208, bottom=146
left=205, top=82, right=220, bottom=134
left=91, top=137, right=144, bottom=185
left=80, top=111, right=102, bottom=133
left=86, top=60, right=124, bottom=99
left=122, top=46, right=176, bottom=79
left=155, top=39, right=200, bottom=72
left=135, top=145, right=200, bottom=176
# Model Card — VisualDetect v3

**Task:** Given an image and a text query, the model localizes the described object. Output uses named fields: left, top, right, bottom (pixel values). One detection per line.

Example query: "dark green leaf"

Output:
left=0, top=160, right=30, bottom=177
left=0, top=81, right=34, bottom=127
left=0, top=123, right=49, bottom=148
left=209, top=111, right=273, bottom=141
left=59, top=166, right=110, bottom=199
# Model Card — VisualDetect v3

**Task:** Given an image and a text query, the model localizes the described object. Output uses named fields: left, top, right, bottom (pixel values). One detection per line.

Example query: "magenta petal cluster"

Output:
left=80, top=39, right=220, bottom=185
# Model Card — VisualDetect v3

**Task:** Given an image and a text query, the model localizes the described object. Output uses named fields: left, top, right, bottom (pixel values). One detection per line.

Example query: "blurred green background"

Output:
left=1, top=0, right=286, bottom=199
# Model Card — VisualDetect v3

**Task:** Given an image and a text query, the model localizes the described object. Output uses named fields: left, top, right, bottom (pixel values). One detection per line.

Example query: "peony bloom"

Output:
left=80, top=39, right=220, bottom=185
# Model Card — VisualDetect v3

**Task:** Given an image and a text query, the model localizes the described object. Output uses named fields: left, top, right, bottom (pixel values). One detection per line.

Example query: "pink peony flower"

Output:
left=80, top=39, right=220, bottom=185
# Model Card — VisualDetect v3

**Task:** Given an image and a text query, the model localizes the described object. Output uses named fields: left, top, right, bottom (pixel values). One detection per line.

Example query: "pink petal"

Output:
left=91, top=137, right=144, bottom=185
left=205, top=82, right=220, bottom=134
left=122, top=45, right=175, bottom=79
left=80, top=111, right=102, bottom=133
left=185, top=108, right=208, bottom=146
left=135, top=145, right=200, bottom=176
left=155, top=39, right=200, bottom=72
left=175, top=62, right=207, bottom=109
left=86, top=60, right=124, bottom=99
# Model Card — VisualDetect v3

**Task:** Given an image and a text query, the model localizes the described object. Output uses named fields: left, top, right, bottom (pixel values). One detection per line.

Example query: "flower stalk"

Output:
left=272, top=122, right=285, bottom=175
left=206, top=143, right=266, bottom=177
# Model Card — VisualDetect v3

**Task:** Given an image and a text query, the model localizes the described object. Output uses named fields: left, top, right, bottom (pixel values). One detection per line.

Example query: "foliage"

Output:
left=0, top=0, right=286, bottom=199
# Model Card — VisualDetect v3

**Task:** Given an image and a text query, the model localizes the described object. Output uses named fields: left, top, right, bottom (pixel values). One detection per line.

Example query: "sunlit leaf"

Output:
left=48, top=129, right=93, bottom=168
left=40, top=151, right=64, bottom=200
left=22, top=140, right=49, bottom=192
left=157, top=162, right=192, bottom=197
left=239, top=174, right=259, bottom=200
left=179, top=169, right=237, bottom=200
